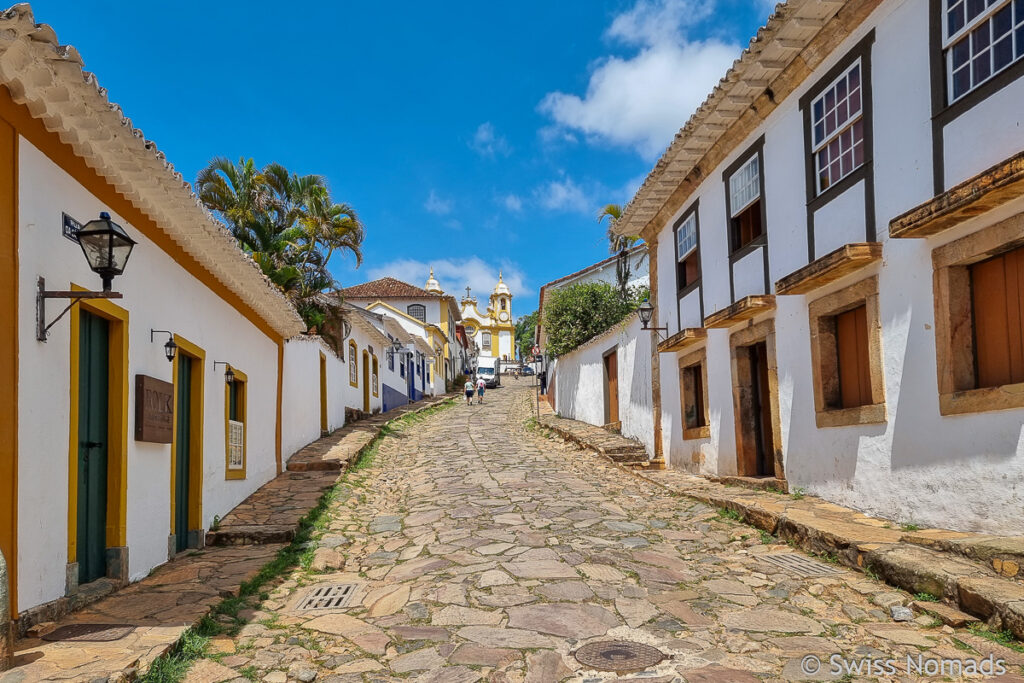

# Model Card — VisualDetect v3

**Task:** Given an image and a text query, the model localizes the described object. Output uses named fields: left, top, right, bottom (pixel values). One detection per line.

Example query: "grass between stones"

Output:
left=140, top=398, right=456, bottom=683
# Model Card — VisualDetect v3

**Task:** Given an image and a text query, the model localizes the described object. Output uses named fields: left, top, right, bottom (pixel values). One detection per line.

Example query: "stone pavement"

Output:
left=536, top=400, right=1024, bottom=644
left=197, top=380, right=1024, bottom=682
left=1, top=396, right=452, bottom=682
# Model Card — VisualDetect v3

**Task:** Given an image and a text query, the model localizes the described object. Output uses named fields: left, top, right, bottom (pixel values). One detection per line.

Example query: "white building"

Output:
left=0, top=5, right=412, bottom=634
left=603, top=0, right=1024, bottom=534
left=339, top=274, right=461, bottom=391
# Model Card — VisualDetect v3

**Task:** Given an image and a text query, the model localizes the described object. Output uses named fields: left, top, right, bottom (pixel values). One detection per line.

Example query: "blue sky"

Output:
left=31, top=0, right=773, bottom=314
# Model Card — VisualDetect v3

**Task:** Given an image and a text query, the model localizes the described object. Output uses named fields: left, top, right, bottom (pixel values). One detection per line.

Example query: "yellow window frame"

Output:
left=224, top=366, right=247, bottom=480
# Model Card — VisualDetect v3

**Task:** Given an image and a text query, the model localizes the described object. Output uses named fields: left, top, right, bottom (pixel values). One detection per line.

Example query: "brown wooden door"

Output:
left=971, top=246, right=1024, bottom=388
left=750, top=342, right=775, bottom=477
left=604, top=352, right=619, bottom=425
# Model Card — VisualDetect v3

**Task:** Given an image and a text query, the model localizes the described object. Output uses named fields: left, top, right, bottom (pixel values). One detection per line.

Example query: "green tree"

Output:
left=195, top=157, right=365, bottom=344
left=514, top=311, right=539, bottom=360
left=542, top=282, right=645, bottom=357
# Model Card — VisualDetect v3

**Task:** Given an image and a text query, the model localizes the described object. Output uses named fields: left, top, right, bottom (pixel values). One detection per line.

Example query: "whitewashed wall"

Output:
left=16, top=139, right=282, bottom=608
left=648, top=0, right=1024, bottom=533
left=280, top=337, right=348, bottom=460
left=554, top=316, right=654, bottom=456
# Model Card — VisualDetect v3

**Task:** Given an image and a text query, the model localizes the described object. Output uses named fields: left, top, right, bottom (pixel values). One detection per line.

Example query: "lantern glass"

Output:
left=225, top=367, right=235, bottom=384
left=164, top=338, right=177, bottom=362
left=77, top=212, right=136, bottom=290
left=638, top=298, right=654, bottom=326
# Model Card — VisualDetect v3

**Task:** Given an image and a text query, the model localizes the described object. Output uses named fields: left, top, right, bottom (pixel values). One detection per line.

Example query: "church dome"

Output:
left=493, top=271, right=511, bottom=296
left=424, top=267, right=442, bottom=294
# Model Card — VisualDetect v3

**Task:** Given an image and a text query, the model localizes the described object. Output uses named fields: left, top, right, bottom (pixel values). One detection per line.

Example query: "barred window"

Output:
left=811, top=62, right=864, bottom=193
left=946, top=0, right=1024, bottom=102
left=407, top=304, right=426, bottom=322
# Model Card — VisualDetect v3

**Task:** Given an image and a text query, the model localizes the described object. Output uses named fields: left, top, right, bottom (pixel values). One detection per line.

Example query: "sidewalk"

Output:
left=2, top=395, right=453, bottom=682
left=538, top=409, right=1024, bottom=640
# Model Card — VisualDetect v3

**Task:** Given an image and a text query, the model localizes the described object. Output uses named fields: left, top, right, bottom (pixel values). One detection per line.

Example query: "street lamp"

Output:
left=151, top=329, right=177, bottom=362
left=36, top=211, right=135, bottom=341
left=214, top=361, right=235, bottom=384
left=637, top=298, right=669, bottom=337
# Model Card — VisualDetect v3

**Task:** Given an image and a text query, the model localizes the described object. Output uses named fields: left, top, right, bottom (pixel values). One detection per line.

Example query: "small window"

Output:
left=728, top=156, right=763, bottom=251
left=807, top=277, right=886, bottom=427
left=945, top=0, right=1024, bottom=102
left=970, top=245, right=1024, bottom=388
left=387, top=336, right=395, bottom=371
left=482, top=332, right=491, bottom=350
left=225, top=368, right=247, bottom=480
left=371, top=356, right=379, bottom=397
left=348, top=341, right=358, bottom=387
left=675, top=211, right=700, bottom=291
left=811, top=62, right=865, bottom=193
left=501, top=299, right=506, bottom=311
left=678, top=350, right=710, bottom=440
left=408, top=304, right=426, bottom=322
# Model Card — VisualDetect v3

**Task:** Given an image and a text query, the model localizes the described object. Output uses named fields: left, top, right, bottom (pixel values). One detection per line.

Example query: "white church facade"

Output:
left=460, top=273, right=516, bottom=365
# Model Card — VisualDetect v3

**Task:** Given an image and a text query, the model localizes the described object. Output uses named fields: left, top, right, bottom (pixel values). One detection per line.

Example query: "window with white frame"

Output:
left=946, top=0, right=1024, bottom=102
left=811, top=61, right=865, bottom=193
left=729, top=156, right=760, bottom=215
left=728, top=154, right=764, bottom=251
left=675, top=211, right=699, bottom=292
left=482, top=332, right=491, bottom=350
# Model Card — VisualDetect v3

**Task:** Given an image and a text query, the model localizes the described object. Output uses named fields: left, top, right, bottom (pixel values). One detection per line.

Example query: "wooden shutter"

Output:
left=682, top=364, right=706, bottom=429
left=836, top=305, right=871, bottom=408
left=971, top=246, right=1024, bottom=388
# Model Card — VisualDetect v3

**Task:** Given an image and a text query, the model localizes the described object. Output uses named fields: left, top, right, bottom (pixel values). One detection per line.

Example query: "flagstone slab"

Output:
left=506, top=603, right=620, bottom=638
left=364, top=583, right=410, bottom=617
left=449, top=644, right=520, bottom=666
left=501, top=560, right=578, bottom=579
left=388, top=556, right=451, bottom=581
left=455, top=626, right=556, bottom=649
left=431, top=606, right=504, bottom=626
left=535, top=581, right=595, bottom=602
left=390, top=646, right=446, bottom=673
left=721, top=609, right=824, bottom=635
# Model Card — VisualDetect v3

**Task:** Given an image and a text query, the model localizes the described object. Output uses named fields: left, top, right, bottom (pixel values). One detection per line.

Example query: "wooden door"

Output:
left=604, top=351, right=619, bottom=424
left=971, top=246, right=1024, bottom=388
left=750, top=342, right=775, bottom=477
left=77, top=311, right=109, bottom=584
left=836, top=305, right=871, bottom=408
left=174, top=355, right=191, bottom=553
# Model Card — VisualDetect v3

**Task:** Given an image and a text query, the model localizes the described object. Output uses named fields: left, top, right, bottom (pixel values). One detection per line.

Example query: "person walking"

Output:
left=476, top=376, right=486, bottom=404
left=464, top=377, right=475, bottom=405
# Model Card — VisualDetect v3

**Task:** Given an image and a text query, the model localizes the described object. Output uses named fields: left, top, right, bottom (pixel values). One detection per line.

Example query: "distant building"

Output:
left=460, top=273, right=516, bottom=365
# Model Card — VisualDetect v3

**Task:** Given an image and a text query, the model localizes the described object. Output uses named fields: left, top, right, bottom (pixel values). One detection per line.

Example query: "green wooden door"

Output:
left=77, top=311, right=108, bottom=585
left=174, top=355, right=191, bottom=553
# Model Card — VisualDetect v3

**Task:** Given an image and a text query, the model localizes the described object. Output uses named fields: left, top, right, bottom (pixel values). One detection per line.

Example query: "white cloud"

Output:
left=424, top=190, right=453, bottom=215
left=502, top=194, right=523, bottom=212
left=363, top=257, right=533, bottom=300
left=538, top=0, right=738, bottom=160
left=469, top=122, right=512, bottom=157
left=533, top=176, right=592, bottom=214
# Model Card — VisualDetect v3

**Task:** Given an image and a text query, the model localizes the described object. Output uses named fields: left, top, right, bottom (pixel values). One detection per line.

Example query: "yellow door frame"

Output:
left=169, top=335, right=205, bottom=537
left=362, top=350, right=370, bottom=412
left=319, top=351, right=327, bottom=433
left=67, top=285, right=129, bottom=563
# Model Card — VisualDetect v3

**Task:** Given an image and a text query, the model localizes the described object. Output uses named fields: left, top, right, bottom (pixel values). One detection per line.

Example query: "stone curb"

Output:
left=538, top=415, right=647, bottom=464
left=534, top=410, right=1024, bottom=641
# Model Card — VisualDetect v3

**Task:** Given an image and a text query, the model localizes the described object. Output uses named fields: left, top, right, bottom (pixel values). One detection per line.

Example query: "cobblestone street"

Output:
left=207, top=382, right=1024, bottom=682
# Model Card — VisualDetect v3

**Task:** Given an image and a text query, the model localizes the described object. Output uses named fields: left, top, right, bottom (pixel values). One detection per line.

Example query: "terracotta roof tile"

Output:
left=339, top=277, right=437, bottom=299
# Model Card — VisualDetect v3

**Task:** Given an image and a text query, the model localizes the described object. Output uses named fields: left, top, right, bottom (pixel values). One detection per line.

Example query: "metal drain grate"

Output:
left=295, top=583, right=361, bottom=611
left=759, top=553, right=845, bottom=577
left=574, top=641, right=666, bottom=672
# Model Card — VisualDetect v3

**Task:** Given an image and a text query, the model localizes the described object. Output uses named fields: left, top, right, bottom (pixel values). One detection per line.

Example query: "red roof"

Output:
left=339, top=277, right=437, bottom=299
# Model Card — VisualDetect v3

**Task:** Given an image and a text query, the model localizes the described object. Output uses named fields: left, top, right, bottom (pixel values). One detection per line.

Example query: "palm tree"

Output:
left=195, top=157, right=366, bottom=343
left=598, top=203, right=644, bottom=298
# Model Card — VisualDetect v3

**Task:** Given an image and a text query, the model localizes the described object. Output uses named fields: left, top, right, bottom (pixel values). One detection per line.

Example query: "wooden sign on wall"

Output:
left=135, top=374, right=173, bottom=443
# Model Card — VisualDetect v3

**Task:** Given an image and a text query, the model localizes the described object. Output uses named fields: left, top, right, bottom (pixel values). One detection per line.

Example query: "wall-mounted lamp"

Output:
left=36, top=212, right=136, bottom=342
left=213, top=361, right=235, bottom=384
left=385, top=339, right=410, bottom=363
left=637, top=299, right=669, bottom=339
left=151, top=330, right=177, bottom=362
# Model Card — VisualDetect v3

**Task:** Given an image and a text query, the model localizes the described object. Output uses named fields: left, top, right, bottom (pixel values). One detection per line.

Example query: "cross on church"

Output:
left=465, top=286, right=472, bottom=299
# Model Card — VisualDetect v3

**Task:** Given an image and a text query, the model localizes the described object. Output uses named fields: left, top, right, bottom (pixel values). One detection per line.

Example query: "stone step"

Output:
left=205, top=524, right=296, bottom=546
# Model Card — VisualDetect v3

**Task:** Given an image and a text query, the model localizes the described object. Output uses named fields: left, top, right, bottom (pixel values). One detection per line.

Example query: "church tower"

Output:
left=489, top=271, right=513, bottom=324
left=424, top=267, right=442, bottom=294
